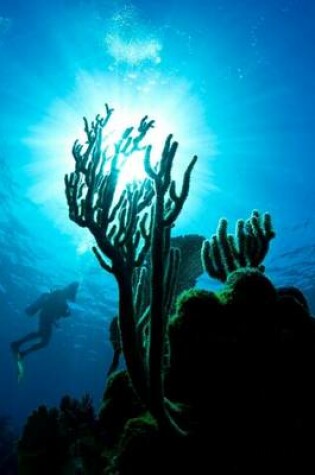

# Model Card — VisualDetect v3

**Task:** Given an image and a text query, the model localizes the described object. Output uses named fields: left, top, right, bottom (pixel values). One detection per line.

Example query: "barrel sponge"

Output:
left=220, top=267, right=277, bottom=306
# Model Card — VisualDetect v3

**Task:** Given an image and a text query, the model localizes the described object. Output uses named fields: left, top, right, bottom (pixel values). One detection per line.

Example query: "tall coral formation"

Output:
left=65, top=104, right=196, bottom=434
left=65, top=106, right=155, bottom=407
left=142, top=132, right=197, bottom=433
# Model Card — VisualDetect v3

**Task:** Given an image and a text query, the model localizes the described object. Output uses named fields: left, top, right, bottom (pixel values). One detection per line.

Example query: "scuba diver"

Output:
left=10, top=281, right=79, bottom=380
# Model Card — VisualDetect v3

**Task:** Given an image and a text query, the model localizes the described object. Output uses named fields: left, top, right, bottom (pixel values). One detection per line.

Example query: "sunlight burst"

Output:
left=23, top=70, right=216, bottom=252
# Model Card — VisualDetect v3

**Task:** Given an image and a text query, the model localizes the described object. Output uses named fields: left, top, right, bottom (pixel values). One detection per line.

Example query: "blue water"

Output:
left=0, top=0, right=314, bottom=433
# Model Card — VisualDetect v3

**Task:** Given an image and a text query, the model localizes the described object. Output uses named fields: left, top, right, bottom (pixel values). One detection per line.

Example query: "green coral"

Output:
left=202, top=210, right=275, bottom=282
left=99, top=371, right=145, bottom=447
left=18, top=396, right=100, bottom=475
left=18, top=405, right=70, bottom=475
left=65, top=104, right=196, bottom=435
left=110, top=413, right=160, bottom=475
left=218, top=267, right=277, bottom=306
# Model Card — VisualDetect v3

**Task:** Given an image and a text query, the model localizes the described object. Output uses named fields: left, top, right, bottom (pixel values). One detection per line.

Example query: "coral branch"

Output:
left=202, top=210, right=276, bottom=282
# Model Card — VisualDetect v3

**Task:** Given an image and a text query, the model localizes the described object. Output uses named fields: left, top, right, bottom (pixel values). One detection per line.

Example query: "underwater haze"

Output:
left=0, top=0, right=315, bottom=434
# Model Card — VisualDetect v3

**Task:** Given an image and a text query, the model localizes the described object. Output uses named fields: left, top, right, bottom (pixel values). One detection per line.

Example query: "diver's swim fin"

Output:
left=11, top=347, right=24, bottom=382
left=16, top=353, right=25, bottom=382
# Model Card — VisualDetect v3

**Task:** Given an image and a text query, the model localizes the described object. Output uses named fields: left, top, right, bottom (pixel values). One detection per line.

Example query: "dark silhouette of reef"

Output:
left=17, top=106, right=315, bottom=473
left=18, top=268, right=315, bottom=474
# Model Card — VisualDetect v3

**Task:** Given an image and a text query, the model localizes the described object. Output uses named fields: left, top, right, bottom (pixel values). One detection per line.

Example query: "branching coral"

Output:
left=65, top=105, right=156, bottom=405
left=143, top=135, right=197, bottom=433
left=19, top=396, right=98, bottom=474
left=65, top=104, right=197, bottom=435
left=202, top=210, right=275, bottom=282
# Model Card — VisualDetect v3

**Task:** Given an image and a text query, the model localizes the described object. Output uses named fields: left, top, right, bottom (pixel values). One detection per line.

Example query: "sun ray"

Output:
left=23, top=69, right=216, bottom=246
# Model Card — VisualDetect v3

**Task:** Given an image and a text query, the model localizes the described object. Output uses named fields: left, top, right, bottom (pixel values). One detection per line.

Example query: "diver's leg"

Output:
left=20, top=330, right=52, bottom=358
left=10, top=332, right=41, bottom=354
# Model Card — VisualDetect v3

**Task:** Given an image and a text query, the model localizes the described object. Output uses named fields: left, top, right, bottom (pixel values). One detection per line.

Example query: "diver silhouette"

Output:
left=10, top=282, right=79, bottom=365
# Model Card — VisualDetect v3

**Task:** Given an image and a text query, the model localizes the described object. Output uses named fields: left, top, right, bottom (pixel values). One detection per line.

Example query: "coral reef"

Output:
left=19, top=106, right=315, bottom=474
left=18, top=396, right=100, bottom=475
left=99, top=370, right=144, bottom=447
